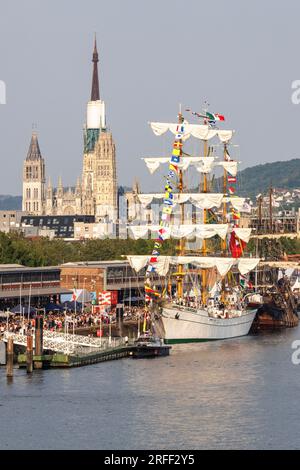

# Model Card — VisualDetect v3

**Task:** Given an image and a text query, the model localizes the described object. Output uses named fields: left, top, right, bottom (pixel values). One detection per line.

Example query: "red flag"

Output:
left=229, top=232, right=246, bottom=258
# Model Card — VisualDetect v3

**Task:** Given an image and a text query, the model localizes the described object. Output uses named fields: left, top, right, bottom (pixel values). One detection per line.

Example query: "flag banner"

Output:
left=145, top=121, right=185, bottom=292
left=228, top=186, right=235, bottom=194
left=162, top=206, right=173, bottom=214
left=229, top=232, right=246, bottom=258
left=206, top=111, right=225, bottom=122
left=240, top=275, right=254, bottom=289
left=228, top=176, right=236, bottom=183
left=72, top=289, right=77, bottom=301
left=164, top=191, right=173, bottom=199
left=98, top=291, right=112, bottom=306
left=169, top=163, right=178, bottom=172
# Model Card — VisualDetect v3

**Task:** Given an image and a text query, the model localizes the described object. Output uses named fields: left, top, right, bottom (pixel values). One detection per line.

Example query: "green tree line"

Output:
left=0, top=233, right=299, bottom=267
left=0, top=233, right=177, bottom=267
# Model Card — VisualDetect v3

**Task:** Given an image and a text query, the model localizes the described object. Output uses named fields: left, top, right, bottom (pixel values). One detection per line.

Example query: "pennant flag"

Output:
left=146, top=265, right=156, bottom=273
left=228, top=186, right=235, bottom=194
left=163, top=198, right=173, bottom=206
left=228, top=176, right=236, bottom=183
left=162, top=205, right=173, bottom=214
left=171, top=156, right=180, bottom=164
left=164, top=190, right=173, bottom=199
left=169, top=163, right=178, bottom=173
left=145, top=285, right=160, bottom=297
left=173, top=141, right=182, bottom=149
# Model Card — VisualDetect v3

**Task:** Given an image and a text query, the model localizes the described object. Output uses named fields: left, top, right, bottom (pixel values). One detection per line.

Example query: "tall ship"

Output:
left=127, top=108, right=260, bottom=343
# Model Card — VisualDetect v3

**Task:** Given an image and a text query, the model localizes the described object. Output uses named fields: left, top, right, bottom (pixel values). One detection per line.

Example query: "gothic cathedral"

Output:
left=22, top=37, right=118, bottom=222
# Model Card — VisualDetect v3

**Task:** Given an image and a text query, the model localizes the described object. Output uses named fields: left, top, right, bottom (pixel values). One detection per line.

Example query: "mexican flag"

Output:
left=206, top=112, right=225, bottom=122
left=240, top=276, right=253, bottom=289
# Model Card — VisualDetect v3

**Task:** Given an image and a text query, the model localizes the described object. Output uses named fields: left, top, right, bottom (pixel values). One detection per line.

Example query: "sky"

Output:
left=0, top=0, right=299, bottom=195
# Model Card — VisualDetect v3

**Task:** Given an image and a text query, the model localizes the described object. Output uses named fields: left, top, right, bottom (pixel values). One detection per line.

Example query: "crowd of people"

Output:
left=0, top=305, right=149, bottom=337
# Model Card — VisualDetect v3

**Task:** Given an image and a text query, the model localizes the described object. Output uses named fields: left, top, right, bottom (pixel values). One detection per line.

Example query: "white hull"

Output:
left=159, top=306, right=256, bottom=343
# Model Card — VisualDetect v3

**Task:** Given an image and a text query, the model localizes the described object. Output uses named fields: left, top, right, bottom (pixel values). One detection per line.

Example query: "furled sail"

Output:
left=233, top=228, right=252, bottom=243
left=129, top=223, right=229, bottom=240
left=127, top=255, right=259, bottom=277
left=137, top=193, right=224, bottom=209
left=136, top=193, right=250, bottom=212
left=143, top=156, right=238, bottom=176
left=149, top=122, right=234, bottom=143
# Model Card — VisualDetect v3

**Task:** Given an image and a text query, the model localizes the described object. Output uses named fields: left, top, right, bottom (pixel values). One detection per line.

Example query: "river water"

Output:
left=1, top=327, right=300, bottom=450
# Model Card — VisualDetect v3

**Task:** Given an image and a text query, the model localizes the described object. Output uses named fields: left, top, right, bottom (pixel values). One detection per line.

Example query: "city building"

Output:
left=0, top=210, right=24, bottom=233
left=0, top=264, right=71, bottom=310
left=60, top=260, right=148, bottom=303
left=20, top=215, right=95, bottom=239
left=22, top=37, right=118, bottom=222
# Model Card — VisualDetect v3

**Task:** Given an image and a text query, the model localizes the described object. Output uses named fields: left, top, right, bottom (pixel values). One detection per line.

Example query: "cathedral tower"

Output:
left=82, top=36, right=117, bottom=221
left=22, top=132, right=45, bottom=214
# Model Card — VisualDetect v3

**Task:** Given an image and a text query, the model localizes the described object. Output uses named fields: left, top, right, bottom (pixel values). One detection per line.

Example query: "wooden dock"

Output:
left=17, top=344, right=135, bottom=368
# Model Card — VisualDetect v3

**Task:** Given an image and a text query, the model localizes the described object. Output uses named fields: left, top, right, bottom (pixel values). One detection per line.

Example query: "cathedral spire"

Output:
left=26, top=131, right=42, bottom=161
left=91, top=34, right=100, bottom=101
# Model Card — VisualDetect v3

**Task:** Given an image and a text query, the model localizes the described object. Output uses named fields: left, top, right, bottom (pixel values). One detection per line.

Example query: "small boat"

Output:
left=131, top=333, right=171, bottom=358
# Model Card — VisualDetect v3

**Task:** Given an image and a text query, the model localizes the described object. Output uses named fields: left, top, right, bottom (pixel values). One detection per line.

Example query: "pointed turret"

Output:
left=26, top=132, right=42, bottom=161
left=75, top=177, right=81, bottom=196
left=57, top=176, right=63, bottom=198
left=91, top=34, right=100, bottom=101
left=23, top=131, right=46, bottom=214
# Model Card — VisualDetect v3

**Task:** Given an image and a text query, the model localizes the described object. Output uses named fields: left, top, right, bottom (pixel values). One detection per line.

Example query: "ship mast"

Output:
left=222, top=144, right=228, bottom=247
left=201, top=135, right=208, bottom=305
left=220, top=143, right=228, bottom=302
left=269, top=184, right=273, bottom=233
left=176, top=110, right=185, bottom=299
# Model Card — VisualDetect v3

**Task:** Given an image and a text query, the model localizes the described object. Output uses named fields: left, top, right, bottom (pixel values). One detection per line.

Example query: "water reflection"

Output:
left=1, top=328, right=300, bottom=449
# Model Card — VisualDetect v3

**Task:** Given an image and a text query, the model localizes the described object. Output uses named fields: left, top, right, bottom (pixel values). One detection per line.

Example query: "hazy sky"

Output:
left=0, top=0, right=299, bottom=195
